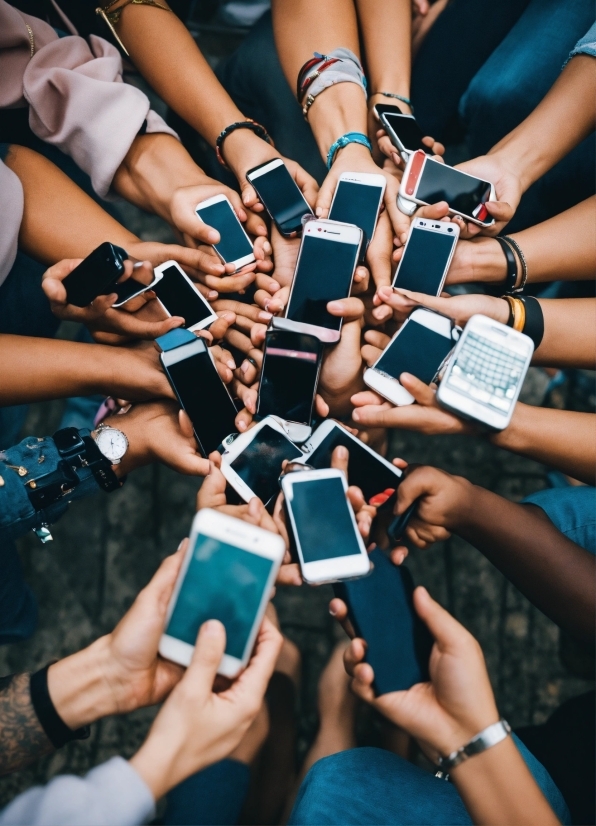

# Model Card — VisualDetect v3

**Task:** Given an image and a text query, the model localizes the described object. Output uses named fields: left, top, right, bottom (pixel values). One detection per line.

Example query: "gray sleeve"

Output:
left=0, top=757, right=155, bottom=826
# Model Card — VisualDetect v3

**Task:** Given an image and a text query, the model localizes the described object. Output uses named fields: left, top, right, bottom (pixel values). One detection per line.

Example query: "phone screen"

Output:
left=383, top=113, right=431, bottom=155
left=165, top=343, right=237, bottom=455
left=416, top=162, right=492, bottom=224
left=196, top=199, right=253, bottom=263
left=445, top=330, right=529, bottom=414
left=258, top=330, right=321, bottom=424
left=166, top=533, right=273, bottom=659
left=250, top=163, right=310, bottom=229
left=154, top=265, right=213, bottom=328
left=376, top=318, right=453, bottom=384
left=289, top=476, right=363, bottom=563
left=307, top=426, right=400, bottom=506
left=329, top=181, right=383, bottom=250
left=287, top=234, right=360, bottom=331
left=230, top=423, right=303, bottom=504
left=393, top=226, right=457, bottom=294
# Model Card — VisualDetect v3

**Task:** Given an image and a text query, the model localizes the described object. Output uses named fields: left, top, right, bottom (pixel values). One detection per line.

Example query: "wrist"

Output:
left=369, top=90, right=412, bottom=115
left=130, top=731, right=187, bottom=801
left=465, top=238, right=509, bottom=284
left=222, top=129, right=274, bottom=180
left=308, top=83, right=368, bottom=159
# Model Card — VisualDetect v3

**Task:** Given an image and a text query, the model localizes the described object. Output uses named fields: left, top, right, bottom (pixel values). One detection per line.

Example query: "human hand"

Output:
left=253, top=225, right=299, bottom=314
left=454, top=154, right=523, bottom=238
left=371, top=285, right=510, bottom=327
left=319, top=297, right=366, bottom=417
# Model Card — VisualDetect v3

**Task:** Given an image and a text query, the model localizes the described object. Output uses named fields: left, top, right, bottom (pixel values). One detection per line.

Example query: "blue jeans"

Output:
left=289, top=741, right=570, bottom=825
left=164, top=759, right=250, bottom=825
left=523, top=486, right=596, bottom=554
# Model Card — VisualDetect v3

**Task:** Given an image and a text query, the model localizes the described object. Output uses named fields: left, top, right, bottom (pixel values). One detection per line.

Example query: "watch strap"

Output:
left=495, top=237, right=518, bottom=292
left=29, top=663, right=91, bottom=749
left=155, top=327, right=197, bottom=352
left=81, top=434, right=122, bottom=492
left=437, top=719, right=511, bottom=771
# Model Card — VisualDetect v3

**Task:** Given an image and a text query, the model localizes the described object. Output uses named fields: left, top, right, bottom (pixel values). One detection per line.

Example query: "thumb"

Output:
left=240, top=180, right=259, bottom=211
left=413, top=586, right=467, bottom=652
left=399, top=372, right=437, bottom=405
left=315, top=175, right=335, bottom=219
left=42, top=277, right=66, bottom=303
left=196, top=463, right=228, bottom=510
left=186, top=619, right=226, bottom=694
left=179, top=409, right=194, bottom=440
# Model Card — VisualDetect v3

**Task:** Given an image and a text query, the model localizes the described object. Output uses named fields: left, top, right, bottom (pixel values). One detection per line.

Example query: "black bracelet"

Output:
left=215, top=120, right=273, bottom=169
left=495, top=237, right=518, bottom=292
left=518, top=295, right=544, bottom=348
left=29, top=663, right=90, bottom=749
left=81, top=436, right=122, bottom=493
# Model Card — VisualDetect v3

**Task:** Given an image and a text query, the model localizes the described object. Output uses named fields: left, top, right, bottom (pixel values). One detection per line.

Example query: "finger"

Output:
left=235, top=406, right=255, bottom=434
left=208, top=312, right=236, bottom=342
left=329, top=598, right=356, bottom=639
left=186, top=618, right=227, bottom=696
left=235, top=616, right=283, bottom=701
left=330, top=444, right=349, bottom=479
left=351, top=390, right=385, bottom=407
left=343, top=637, right=367, bottom=676
left=390, top=545, right=409, bottom=566
left=326, top=296, right=365, bottom=322
left=315, top=174, right=335, bottom=219
left=276, top=563, right=302, bottom=587
left=351, top=403, right=397, bottom=428
left=197, top=462, right=229, bottom=510
left=412, top=586, right=470, bottom=652
left=364, top=328, right=391, bottom=349
left=398, top=372, right=438, bottom=404
left=315, top=394, right=329, bottom=417
left=200, top=270, right=256, bottom=294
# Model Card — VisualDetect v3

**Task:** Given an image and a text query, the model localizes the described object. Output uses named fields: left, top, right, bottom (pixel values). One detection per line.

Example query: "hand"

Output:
left=129, top=615, right=282, bottom=800
left=319, top=297, right=366, bottom=417
left=444, top=236, right=509, bottom=287
left=454, top=154, right=523, bottom=238
left=371, top=285, right=510, bottom=326
left=99, top=341, right=176, bottom=401
left=253, top=226, right=300, bottom=314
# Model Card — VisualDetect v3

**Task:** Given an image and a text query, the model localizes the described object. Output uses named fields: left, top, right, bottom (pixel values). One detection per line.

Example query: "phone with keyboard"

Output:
left=437, top=314, right=533, bottom=431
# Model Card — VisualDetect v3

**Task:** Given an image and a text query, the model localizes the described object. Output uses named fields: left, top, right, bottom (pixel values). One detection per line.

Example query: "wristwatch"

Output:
left=92, top=423, right=129, bottom=465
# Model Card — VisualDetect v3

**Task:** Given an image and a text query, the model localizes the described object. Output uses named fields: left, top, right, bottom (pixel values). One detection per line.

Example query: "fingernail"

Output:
left=264, top=241, right=272, bottom=254
left=336, top=445, right=348, bottom=459
left=203, top=619, right=223, bottom=635
left=209, top=290, right=218, bottom=300
left=207, top=231, right=219, bottom=244
left=329, top=607, right=337, bottom=617
left=238, top=420, right=247, bottom=431
left=227, top=359, right=236, bottom=369
left=223, top=312, right=235, bottom=321
left=241, top=361, right=250, bottom=375
left=327, top=300, right=344, bottom=312
left=177, top=539, right=185, bottom=551
left=352, top=410, right=360, bottom=421
left=258, top=311, right=273, bottom=321
left=315, top=207, right=323, bottom=217
left=242, top=192, right=250, bottom=204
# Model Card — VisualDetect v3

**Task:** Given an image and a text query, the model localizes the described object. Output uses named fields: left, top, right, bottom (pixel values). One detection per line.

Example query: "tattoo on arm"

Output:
left=0, top=673, right=54, bottom=776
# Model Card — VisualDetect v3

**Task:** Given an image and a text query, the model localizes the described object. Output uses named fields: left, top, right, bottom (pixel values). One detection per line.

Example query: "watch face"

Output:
left=95, top=427, right=128, bottom=463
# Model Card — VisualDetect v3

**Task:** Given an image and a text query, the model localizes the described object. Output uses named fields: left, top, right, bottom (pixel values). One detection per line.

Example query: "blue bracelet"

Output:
left=326, top=132, right=372, bottom=169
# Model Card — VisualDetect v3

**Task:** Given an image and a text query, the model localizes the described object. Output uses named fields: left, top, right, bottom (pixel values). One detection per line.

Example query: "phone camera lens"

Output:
left=318, top=228, right=322, bottom=232
left=448, top=227, right=453, bottom=232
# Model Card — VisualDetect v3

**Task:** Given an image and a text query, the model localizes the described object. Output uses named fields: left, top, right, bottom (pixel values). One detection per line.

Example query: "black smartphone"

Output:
left=153, top=261, right=218, bottom=331
left=160, top=336, right=238, bottom=456
left=380, top=112, right=433, bottom=162
left=373, top=103, right=404, bottom=120
left=62, top=242, right=127, bottom=307
left=333, top=549, right=433, bottom=694
left=392, top=217, right=459, bottom=295
left=246, top=159, right=313, bottom=237
left=328, top=172, right=386, bottom=257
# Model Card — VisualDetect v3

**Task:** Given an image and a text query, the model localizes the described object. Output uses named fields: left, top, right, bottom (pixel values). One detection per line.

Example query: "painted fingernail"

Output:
left=258, top=311, right=273, bottom=321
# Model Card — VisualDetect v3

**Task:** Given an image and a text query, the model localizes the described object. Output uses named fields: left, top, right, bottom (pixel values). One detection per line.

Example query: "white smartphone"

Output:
left=159, top=508, right=284, bottom=677
left=364, top=307, right=457, bottom=406
left=328, top=172, right=386, bottom=255
left=437, top=314, right=533, bottom=430
left=246, top=158, right=313, bottom=237
left=195, top=194, right=255, bottom=271
left=153, top=260, right=219, bottom=331
left=220, top=416, right=304, bottom=507
left=277, top=218, right=363, bottom=343
left=392, top=218, right=459, bottom=295
left=112, top=268, right=163, bottom=308
left=281, top=467, right=370, bottom=584
left=399, top=150, right=496, bottom=227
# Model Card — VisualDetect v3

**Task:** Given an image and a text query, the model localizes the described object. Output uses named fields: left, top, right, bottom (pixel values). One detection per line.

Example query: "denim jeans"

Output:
left=523, top=486, right=596, bottom=554
left=163, top=759, right=250, bottom=825
left=288, top=740, right=570, bottom=825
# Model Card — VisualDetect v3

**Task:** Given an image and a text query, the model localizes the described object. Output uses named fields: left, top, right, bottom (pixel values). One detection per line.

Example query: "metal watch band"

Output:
left=437, top=719, right=511, bottom=771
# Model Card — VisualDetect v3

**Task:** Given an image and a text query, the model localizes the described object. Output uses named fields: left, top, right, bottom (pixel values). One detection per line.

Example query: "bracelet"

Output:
left=215, top=120, right=273, bottom=169
left=503, top=296, right=514, bottom=326
left=96, top=0, right=170, bottom=56
left=326, top=132, right=372, bottom=169
left=29, top=663, right=91, bottom=749
left=518, top=295, right=544, bottom=348
left=502, top=235, right=528, bottom=293
left=437, top=719, right=511, bottom=771
left=495, top=237, right=518, bottom=293
left=298, top=57, right=341, bottom=101
left=374, top=91, right=413, bottom=113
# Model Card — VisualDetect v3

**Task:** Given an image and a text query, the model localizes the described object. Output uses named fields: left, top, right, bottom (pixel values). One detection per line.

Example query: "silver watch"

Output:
left=437, top=719, right=511, bottom=771
left=92, top=423, right=129, bottom=465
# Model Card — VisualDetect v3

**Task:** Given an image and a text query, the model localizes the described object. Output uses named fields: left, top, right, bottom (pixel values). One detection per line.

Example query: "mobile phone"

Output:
left=333, top=549, right=433, bottom=695
left=220, top=416, right=304, bottom=507
left=112, top=268, right=163, bottom=308
left=256, top=326, right=323, bottom=443
left=281, top=468, right=370, bottom=584
left=372, top=102, right=404, bottom=121
left=379, top=112, right=433, bottom=164
left=298, top=420, right=402, bottom=508
left=159, top=508, right=284, bottom=677
left=399, top=151, right=496, bottom=227
left=62, top=242, right=127, bottom=307
left=195, top=194, right=255, bottom=271
left=392, top=217, right=459, bottom=295
left=328, top=172, right=386, bottom=256
left=364, top=307, right=456, bottom=406
left=152, top=260, right=219, bottom=331
left=437, top=314, right=533, bottom=430
left=277, top=218, right=362, bottom=343
left=160, top=336, right=238, bottom=456
left=246, top=158, right=313, bottom=237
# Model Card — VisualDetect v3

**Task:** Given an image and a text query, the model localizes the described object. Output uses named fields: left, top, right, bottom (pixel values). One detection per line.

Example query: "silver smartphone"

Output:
left=392, top=218, right=459, bottom=295
left=153, top=260, right=219, bottom=331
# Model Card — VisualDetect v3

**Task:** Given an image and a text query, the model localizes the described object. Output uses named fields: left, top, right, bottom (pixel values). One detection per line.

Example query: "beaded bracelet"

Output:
left=215, top=120, right=273, bottom=169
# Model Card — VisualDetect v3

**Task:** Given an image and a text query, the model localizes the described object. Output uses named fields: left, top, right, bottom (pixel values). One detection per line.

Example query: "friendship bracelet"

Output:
left=215, top=120, right=273, bottom=169
left=30, top=663, right=90, bottom=749
left=326, top=132, right=372, bottom=169
left=518, top=295, right=544, bottom=348
left=297, top=49, right=368, bottom=121
left=502, top=235, right=528, bottom=293
left=495, top=237, right=518, bottom=293
left=374, top=91, right=414, bottom=113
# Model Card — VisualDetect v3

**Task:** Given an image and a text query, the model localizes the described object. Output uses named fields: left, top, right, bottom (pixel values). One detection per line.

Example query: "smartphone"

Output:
left=112, top=268, right=163, bottom=308
left=392, top=218, right=459, bottom=295
left=62, top=242, right=127, bottom=307
left=277, top=219, right=362, bottom=343
left=399, top=151, right=496, bottom=227
left=379, top=112, right=433, bottom=164
left=246, top=158, right=313, bottom=237
left=220, top=416, right=304, bottom=507
left=159, top=508, right=284, bottom=677
left=333, top=549, right=433, bottom=695
left=281, top=468, right=370, bottom=584
left=364, top=307, right=456, bottom=406
left=153, top=260, right=219, bottom=332
left=256, top=326, right=323, bottom=443
left=328, top=172, right=386, bottom=258
left=195, top=194, right=255, bottom=271
left=160, top=336, right=238, bottom=456
left=298, top=420, right=402, bottom=509
left=372, top=102, right=404, bottom=120
left=437, top=314, right=533, bottom=430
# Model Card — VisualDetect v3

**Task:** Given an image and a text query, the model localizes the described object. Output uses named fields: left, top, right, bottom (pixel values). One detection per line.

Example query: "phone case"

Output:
left=333, top=549, right=433, bottom=695
left=63, top=243, right=127, bottom=307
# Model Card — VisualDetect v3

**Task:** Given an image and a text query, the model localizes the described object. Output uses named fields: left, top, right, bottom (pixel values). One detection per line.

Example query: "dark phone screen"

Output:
left=63, top=242, right=125, bottom=307
left=289, top=476, right=362, bottom=563
left=257, top=330, right=322, bottom=424
left=392, top=227, right=457, bottom=295
left=287, top=234, right=360, bottom=331
left=383, top=113, right=431, bottom=155
left=230, top=424, right=302, bottom=504
left=196, top=199, right=253, bottom=263
left=153, top=265, right=213, bottom=328
left=376, top=318, right=453, bottom=384
left=307, top=425, right=401, bottom=506
left=329, top=180, right=383, bottom=251
left=249, top=163, right=311, bottom=229
left=374, top=103, right=403, bottom=118
left=166, top=534, right=273, bottom=659
left=417, top=162, right=492, bottom=223
left=165, top=344, right=237, bottom=455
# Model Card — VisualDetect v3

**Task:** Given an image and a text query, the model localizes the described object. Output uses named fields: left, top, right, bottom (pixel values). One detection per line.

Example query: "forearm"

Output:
left=490, top=403, right=596, bottom=484
left=356, top=0, right=411, bottom=103
left=533, top=298, right=596, bottom=368
left=0, top=674, right=54, bottom=776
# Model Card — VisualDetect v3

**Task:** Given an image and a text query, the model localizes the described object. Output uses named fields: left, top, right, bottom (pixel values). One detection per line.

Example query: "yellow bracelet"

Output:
left=96, top=0, right=170, bottom=55
left=512, top=296, right=525, bottom=332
